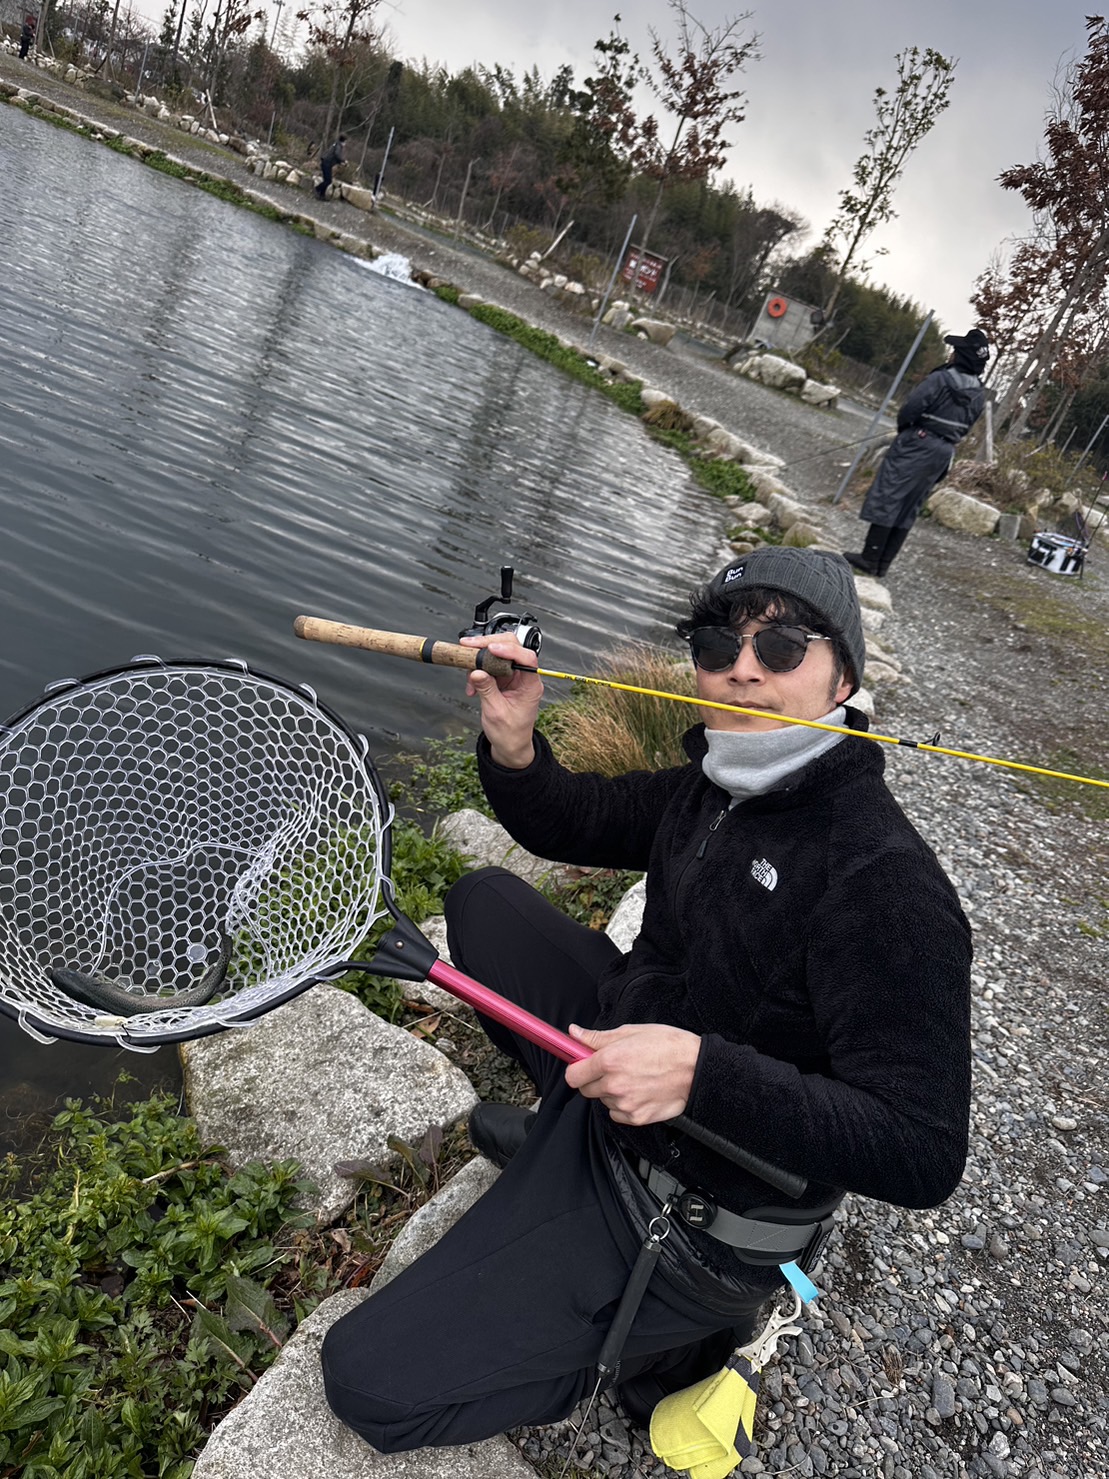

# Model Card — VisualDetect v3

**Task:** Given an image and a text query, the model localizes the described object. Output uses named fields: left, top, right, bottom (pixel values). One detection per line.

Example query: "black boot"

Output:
left=468, top=1102, right=535, bottom=1168
left=843, top=525, right=890, bottom=575
left=875, top=526, right=910, bottom=577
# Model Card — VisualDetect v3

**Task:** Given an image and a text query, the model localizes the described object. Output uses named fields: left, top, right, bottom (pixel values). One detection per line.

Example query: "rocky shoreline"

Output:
left=4, top=54, right=1108, bottom=1479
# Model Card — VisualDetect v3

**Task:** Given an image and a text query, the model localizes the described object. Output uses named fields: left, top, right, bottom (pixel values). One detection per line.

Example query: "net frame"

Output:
left=0, top=657, right=392, bottom=1050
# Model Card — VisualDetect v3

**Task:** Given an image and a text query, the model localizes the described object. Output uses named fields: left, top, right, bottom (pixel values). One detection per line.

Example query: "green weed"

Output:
left=0, top=1094, right=316, bottom=1478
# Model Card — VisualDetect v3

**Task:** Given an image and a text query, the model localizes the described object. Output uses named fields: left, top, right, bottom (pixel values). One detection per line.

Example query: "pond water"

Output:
left=0, top=106, right=725, bottom=1152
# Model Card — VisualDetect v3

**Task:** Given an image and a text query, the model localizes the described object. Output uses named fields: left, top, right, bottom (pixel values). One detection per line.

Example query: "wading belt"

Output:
left=637, top=1160, right=841, bottom=1269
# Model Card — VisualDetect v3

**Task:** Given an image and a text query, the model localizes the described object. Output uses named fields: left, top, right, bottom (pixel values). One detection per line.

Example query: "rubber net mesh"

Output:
left=0, top=663, right=386, bottom=1046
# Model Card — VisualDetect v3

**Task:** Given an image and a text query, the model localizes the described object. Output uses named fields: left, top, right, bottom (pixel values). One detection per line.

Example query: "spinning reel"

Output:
left=459, top=566, right=543, bottom=653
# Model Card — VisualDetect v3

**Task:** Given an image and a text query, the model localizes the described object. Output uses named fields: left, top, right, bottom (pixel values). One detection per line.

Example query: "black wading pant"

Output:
left=320, top=867, right=773, bottom=1452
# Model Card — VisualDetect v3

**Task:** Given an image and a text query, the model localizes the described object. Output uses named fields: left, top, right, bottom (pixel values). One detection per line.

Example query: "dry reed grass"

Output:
left=543, top=644, right=699, bottom=775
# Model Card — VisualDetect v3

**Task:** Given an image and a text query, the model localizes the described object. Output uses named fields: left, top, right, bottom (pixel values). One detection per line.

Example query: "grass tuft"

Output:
left=542, top=643, right=699, bottom=776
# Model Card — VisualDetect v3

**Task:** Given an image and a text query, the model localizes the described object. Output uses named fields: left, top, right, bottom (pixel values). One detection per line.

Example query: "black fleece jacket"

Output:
left=477, top=711, right=972, bottom=1218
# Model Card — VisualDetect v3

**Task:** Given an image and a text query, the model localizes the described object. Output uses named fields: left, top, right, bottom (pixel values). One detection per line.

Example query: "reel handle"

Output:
left=293, top=616, right=516, bottom=678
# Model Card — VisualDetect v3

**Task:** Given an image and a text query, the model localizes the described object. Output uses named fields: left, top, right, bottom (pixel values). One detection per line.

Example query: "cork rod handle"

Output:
left=293, top=616, right=516, bottom=678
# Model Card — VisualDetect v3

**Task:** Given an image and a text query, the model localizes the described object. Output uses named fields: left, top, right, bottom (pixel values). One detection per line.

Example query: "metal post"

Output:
left=833, top=311, right=934, bottom=505
left=374, top=125, right=394, bottom=201
left=1072, top=413, right=1109, bottom=476
left=454, top=156, right=478, bottom=235
left=982, top=392, right=994, bottom=465
left=589, top=214, right=637, bottom=349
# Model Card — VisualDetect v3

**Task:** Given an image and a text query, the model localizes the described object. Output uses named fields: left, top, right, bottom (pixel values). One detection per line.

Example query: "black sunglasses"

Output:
left=688, top=625, right=832, bottom=674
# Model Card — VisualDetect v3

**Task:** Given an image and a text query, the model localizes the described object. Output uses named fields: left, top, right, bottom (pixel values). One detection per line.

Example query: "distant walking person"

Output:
left=19, top=14, right=35, bottom=59
left=315, top=134, right=347, bottom=200
left=844, top=328, right=989, bottom=578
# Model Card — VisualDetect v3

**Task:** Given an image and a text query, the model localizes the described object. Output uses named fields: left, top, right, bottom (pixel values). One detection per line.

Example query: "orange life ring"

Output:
left=767, top=296, right=788, bottom=318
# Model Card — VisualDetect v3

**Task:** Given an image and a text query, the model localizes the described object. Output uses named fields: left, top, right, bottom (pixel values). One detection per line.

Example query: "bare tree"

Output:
left=822, top=46, right=956, bottom=322
left=297, top=0, right=383, bottom=147
left=633, top=0, right=759, bottom=262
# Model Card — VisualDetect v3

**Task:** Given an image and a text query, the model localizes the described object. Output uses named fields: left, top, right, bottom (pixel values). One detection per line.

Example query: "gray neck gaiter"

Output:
left=701, top=708, right=847, bottom=802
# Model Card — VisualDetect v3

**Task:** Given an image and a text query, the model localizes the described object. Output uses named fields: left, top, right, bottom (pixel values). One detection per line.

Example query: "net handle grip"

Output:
left=293, top=616, right=515, bottom=678
left=427, top=959, right=808, bottom=1200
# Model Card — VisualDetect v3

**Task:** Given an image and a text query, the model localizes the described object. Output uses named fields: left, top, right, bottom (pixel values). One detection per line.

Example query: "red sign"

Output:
left=621, top=246, right=668, bottom=295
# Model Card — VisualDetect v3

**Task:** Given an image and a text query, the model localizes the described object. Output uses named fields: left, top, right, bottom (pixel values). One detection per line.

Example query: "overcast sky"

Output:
left=363, top=0, right=1096, bottom=334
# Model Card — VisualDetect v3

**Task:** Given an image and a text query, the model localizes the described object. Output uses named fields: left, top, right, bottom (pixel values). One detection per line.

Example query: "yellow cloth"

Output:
left=648, top=1293, right=804, bottom=1479
left=649, top=1356, right=758, bottom=1479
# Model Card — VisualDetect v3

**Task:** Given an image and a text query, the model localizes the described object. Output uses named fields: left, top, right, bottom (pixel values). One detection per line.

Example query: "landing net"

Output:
left=0, top=659, right=388, bottom=1049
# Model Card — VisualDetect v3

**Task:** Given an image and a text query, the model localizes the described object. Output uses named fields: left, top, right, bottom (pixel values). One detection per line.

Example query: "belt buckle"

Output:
left=677, top=1191, right=717, bottom=1231
left=799, top=1219, right=833, bottom=1273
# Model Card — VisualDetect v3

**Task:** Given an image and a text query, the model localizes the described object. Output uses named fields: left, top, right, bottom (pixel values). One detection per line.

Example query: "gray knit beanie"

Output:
left=708, top=547, right=866, bottom=696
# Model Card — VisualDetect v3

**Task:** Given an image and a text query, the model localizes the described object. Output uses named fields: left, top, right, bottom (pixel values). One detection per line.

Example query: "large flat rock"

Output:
left=181, top=984, right=478, bottom=1222
left=190, top=1288, right=535, bottom=1479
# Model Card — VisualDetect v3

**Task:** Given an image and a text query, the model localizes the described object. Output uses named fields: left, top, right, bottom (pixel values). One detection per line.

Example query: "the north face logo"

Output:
left=750, top=858, right=778, bottom=891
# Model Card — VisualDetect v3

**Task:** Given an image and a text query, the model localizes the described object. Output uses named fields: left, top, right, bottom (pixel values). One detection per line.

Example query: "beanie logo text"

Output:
left=723, top=564, right=746, bottom=585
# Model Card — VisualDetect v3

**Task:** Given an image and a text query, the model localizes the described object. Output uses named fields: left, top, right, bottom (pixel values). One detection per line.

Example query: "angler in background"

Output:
left=845, top=328, right=989, bottom=578
left=320, top=547, right=973, bottom=1456
left=315, top=133, right=347, bottom=200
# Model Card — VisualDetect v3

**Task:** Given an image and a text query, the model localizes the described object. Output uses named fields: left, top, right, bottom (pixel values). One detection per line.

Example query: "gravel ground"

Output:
left=6, top=64, right=1109, bottom=1479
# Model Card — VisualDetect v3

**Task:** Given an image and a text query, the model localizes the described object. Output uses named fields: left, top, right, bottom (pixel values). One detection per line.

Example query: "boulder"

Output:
left=629, top=318, right=677, bottom=347
left=602, top=305, right=633, bottom=330
left=851, top=576, right=894, bottom=613
left=189, top=1286, right=533, bottom=1479
left=729, top=501, right=774, bottom=528
left=859, top=606, right=886, bottom=634
left=782, top=522, right=822, bottom=548
left=926, top=488, right=1000, bottom=536
left=864, top=659, right=905, bottom=686
left=800, top=379, right=839, bottom=408
left=741, top=354, right=807, bottom=392
left=181, top=985, right=478, bottom=1224
left=457, top=293, right=484, bottom=309
left=701, top=426, right=748, bottom=460
left=864, top=636, right=900, bottom=670
left=766, top=492, right=809, bottom=530
left=344, top=184, right=377, bottom=212
left=640, top=388, right=678, bottom=411
left=436, top=809, right=574, bottom=889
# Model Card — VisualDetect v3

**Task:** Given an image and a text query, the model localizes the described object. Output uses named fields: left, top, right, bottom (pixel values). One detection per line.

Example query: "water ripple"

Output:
left=0, top=106, right=727, bottom=1135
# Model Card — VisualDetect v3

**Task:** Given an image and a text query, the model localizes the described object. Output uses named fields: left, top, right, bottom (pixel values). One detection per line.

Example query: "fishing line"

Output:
left=293, top=618, right=1109, bottom=792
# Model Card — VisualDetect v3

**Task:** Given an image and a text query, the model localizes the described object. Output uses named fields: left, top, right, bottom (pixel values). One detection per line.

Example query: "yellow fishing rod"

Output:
left=293, top=616, right=1108, bottom=793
